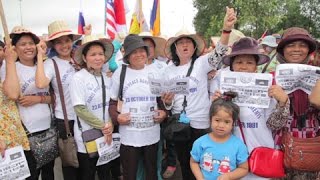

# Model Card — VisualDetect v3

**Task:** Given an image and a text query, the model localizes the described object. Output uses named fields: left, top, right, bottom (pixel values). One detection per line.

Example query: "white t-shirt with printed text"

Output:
left=110, top=65, right=162, bottom=147
left=163, top=54, right=214, bottom=129
left=1, top=62, right=51, bottom=133
left=44, top=57, right=76, bottom=120
left=70, top=69, right=112, bottom=153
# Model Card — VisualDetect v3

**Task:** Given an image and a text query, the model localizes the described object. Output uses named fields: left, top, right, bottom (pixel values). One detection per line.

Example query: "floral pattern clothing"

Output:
left=0, top=83, right=30, bottom=150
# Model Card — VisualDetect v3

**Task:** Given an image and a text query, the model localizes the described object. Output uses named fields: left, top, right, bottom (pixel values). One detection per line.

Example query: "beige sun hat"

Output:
left=139, top=31, right=166, bottom=58
left=10, top=26, right=40, bottom=44
left=74, top=35, right=114, bottom=66
left=47, top=20, right=81, bottom=42
left=228, top=29, right=245, bottom=47
left=164, top=28, right=205, bottom=60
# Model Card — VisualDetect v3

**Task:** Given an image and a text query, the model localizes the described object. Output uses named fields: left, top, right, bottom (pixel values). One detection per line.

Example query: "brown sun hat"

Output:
left=139, top=31, right=166, bottom=58
left=10, top=26, right=40, bottom=44
left=222, top=37, right=270, bottom=66
left=277, top=27, right=316, bottom=55
left=47, top=20, right=81, bottom=42
left=164, top=28, right=205, bottom=60
left=74, top=35, right=114, bottom=66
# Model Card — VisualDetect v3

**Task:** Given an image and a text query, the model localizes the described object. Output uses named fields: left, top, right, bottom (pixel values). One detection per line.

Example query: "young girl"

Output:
left=190, top=92, right=249, bottom=180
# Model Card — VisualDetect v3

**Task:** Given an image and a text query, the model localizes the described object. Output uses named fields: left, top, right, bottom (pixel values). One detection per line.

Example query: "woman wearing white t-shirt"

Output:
left=211, top=37, right=289, bottom=180
left=1, top=27, right=54, bottom=180
left=35, top=20, right=81, bottom=180
left=69, top=35, right=114, bottom=180
left=109, top=34, right=168, bottom=180
left=160, top=7, right=236, bottom=180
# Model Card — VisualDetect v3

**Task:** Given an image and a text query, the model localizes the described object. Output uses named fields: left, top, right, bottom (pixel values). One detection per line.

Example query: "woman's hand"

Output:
left=18, top=96, right=41, bottom=107
left=102, top=122, right=113, bottom=136
left=4, top=40, right=18, bottom=64
left=161, top=92, right=175, bottom=106
left=222, top=6, right=237, bottom=31
left=36, top=40, right=47, bottom=59
left=153, top=110, right=167, bottom=123
left=268, top=85, right=288, bottom=107
left=211, top=90, right=222, bottom=101
left=117, top=113, right=131, bottom=125
left=84, top=24, right=92, bottom=35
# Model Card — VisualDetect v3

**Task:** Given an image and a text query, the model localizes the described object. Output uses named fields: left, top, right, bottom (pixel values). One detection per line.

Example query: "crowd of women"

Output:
left=0, top=5, right=320, bottom=180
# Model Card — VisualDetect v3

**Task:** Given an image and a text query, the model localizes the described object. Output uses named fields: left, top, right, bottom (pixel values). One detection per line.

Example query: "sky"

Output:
left=0, top=0, right=197, bottom=39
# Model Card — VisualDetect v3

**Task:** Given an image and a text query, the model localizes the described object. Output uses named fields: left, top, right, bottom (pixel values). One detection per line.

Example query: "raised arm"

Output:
left=208, top=6, right=237, bottom=69
left=3, top=41, right=20, bottom=100
left=35, top=41, right=51, bottom=88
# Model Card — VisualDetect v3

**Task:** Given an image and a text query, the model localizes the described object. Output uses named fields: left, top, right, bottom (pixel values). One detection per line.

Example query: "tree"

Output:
left=193, top=0, right=320, bottom=42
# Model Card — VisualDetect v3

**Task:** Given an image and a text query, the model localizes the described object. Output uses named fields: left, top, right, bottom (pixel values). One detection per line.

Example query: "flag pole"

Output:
left=0, top=0, right=9, bottom=43
left=104, top=0, right=106, bottom=35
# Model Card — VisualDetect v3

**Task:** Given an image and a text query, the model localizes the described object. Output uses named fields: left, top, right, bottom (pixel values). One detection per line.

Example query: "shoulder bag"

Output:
left=162, top=60, right=195, bottom=142
left=23, top=115, right=59, bottom=169
left=52, top=59, right=79, bottom=168
left=282, top=129, right=320, bottom=172
left=238, top=119, right=285, bottom=178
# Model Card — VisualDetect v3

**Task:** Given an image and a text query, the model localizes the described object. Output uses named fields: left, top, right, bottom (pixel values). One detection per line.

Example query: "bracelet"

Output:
left=222, top=29, right=232, bottom=34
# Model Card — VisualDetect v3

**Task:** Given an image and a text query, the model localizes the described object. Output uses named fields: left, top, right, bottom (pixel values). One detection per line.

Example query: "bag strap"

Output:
left=181, top=59, right=195, bottom=113
left=238, top=119, right=247, bottom=145
left=118, top=64, right=127, bottom=101
left=261, top=52, right=277, bottom=73
left=52, top=59, right=71, bottom=135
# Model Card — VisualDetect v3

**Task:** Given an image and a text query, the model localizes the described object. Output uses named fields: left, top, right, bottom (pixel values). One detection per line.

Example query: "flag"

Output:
left=129, top=0, right=149, bottom=34
left=150, top=0, right=160, bottom=36
left=106, top=0, right=127, bottom=39
left=260, top=29, right=270, bottom=39
left=78, top=11, right=86, bottom=34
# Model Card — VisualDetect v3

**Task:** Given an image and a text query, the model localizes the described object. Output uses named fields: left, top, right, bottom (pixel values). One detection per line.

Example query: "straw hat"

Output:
left=47, top=20, right=81, bottom=42
left=164, top=29, right=205, bottom=60
left=222, top=37, right=270, bottom=66
left=139, top=31, right=166, bottom=57
left=10, top=26, right=40, bottom=44
left=74, top=35, right=114, bottom=66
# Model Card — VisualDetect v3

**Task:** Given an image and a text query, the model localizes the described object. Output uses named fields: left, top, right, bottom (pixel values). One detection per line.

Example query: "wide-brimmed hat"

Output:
left=74, top=35, right=114, bottom=66
left=222, top=37, right=270, bottom=66
left=122, top=34, right=149, bottom=64
left=139, top=31, right=166, bottom=57
left=10, top=26, right=40, bottom=44
left=261, top=35, right=278, bottom=47
left=47, top=20, right=81, bottom=42
left=277, top=27, right=316, bottom=55
left=164, top=29, right=205, bottom=60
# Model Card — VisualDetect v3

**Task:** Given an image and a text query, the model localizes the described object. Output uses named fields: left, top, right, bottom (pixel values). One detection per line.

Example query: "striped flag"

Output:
left=78, top=11, right=86, bottom=34
left=150, top=0, right=160, bottom=36
left=106, top=0, right=127, bottom=39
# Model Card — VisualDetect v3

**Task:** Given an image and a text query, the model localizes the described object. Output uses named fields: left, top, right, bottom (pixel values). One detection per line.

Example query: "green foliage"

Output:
left=193, top=0, right=320, bottom=42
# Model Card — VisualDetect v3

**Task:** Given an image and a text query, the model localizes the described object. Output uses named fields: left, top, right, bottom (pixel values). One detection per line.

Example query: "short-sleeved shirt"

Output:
left=43, top=57, right=76, bottom=120
left=190, top=134, right=248, bottom=180
left=70, top=69, right=112, bottom=153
